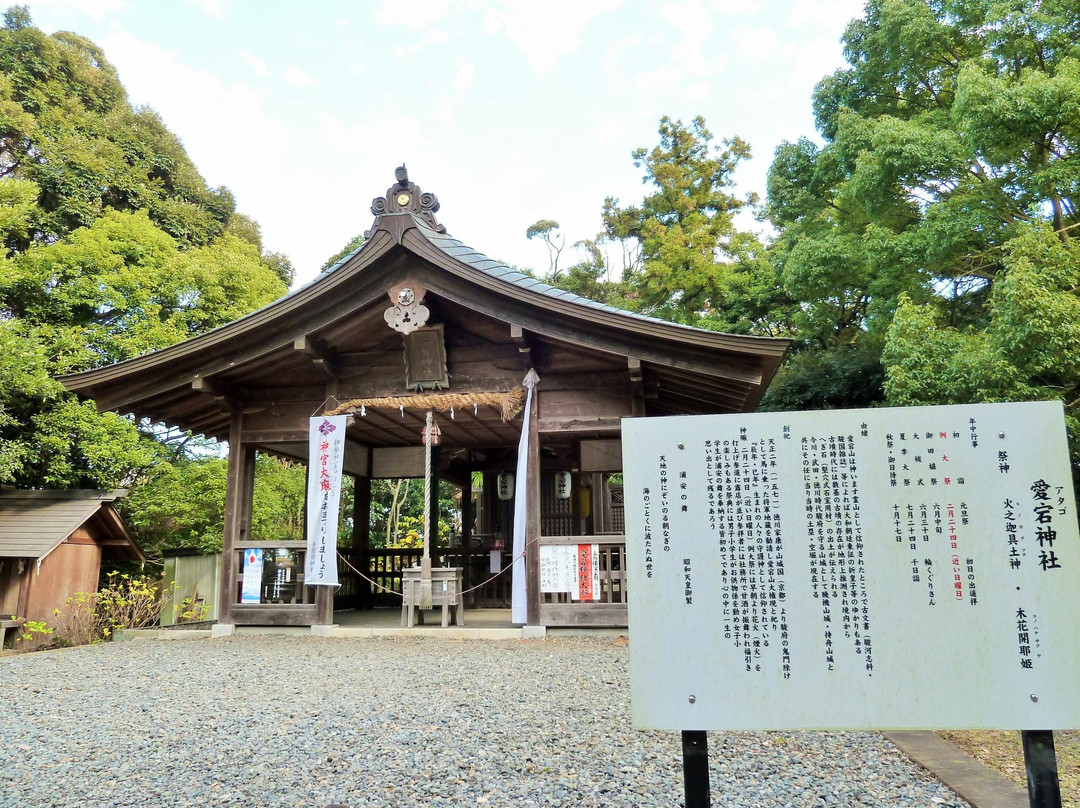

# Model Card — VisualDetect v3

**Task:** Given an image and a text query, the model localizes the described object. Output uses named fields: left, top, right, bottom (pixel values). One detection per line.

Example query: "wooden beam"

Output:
left=183, top=409, right=232, bottom=437
left=230, top=604, right=319, bottom=626
left=372, top=446, right=425, bottom=478
left=537, top=416, right=623, bottom=434
left=540, top=602, right=627, bottom=627
left=540, top=534, right=625, bottom=546
left=510, top=322, right=533, bottom=365
left=242, top=427, right=311, bottom=444
left=191, top=376, right=243, bottom=412
left=315, top=585, right=333, bottom=625
left=629, top=356, right=645, bottom=417
left=293, top=335, right=340, bottom=379
left=460, top=456, right=473, bottom=605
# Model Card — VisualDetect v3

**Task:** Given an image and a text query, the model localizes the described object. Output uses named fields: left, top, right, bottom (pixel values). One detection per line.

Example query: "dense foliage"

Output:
left=765, top=0, right=1080, bottom=413
left=535, top=0, right=1080, bottom=447
left=0, top=8, right=290, bottom=557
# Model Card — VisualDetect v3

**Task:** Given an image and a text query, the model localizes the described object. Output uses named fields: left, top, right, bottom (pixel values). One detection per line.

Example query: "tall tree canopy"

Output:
left=763, top=0, right=1080, bottom=411
left=601, top=116, right=785, bottom=331
left=0, top=16, right=229, bottom=249
left=0, top=8, right=292, bottom=557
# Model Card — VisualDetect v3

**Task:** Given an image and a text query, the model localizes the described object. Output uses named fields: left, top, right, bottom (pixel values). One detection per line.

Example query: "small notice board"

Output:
left=622, top=401, right=1080, bottom=731
left=540, top=544, right=601, bottom=601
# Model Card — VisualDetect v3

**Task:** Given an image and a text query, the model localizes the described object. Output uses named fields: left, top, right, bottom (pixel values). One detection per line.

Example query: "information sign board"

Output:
left=540, top=544, right=601, bottom=601
left=622, top=401, right=1080, bottom=731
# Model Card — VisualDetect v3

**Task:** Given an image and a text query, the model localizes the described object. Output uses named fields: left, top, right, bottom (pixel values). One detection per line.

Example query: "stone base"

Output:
left=210, top=623, right=236, bottom=638
left=310, top=624, right=338, bottom=637
left=522, top=625, right=547, bottom=639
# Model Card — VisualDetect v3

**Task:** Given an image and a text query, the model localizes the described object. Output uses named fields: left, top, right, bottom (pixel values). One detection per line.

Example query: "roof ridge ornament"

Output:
left=366, top=164, right=447, bottom=240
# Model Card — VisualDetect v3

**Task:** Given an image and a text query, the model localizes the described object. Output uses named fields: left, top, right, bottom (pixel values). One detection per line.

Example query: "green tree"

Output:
left=1, top=211, right=286, bottom=369
left=603, top=116, right=788, bottom=332
left=261, top=251, right=294, bottom=287
left=0, top=215, right=286, bottom=490
left=525, top=219, right=564, bottom=277
left=0, top=11, right=246, bottom=249
left=225, top=213, right=296, bottom=286
left=122, top=454, right=310, bottom=557
left=762, top=0, right=1080, bottom=410
left=885, top=223, right=1080, bottom=462
left=320, top=232, right=365, bottom=272
left=0, top=10, right=291, bottom=509
left=550, top=239, right=617, bottom=303
left=0, top=320, right=161, bottom=487
left=368, top=478, right=455, bottom=549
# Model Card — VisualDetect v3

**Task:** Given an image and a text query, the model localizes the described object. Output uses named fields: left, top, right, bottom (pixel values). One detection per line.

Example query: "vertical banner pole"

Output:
left=511, top=369, right=539, bottom=625
left=1021, top=730, right=1062, bottom=808
left=681, top=730, right=710, bottom=808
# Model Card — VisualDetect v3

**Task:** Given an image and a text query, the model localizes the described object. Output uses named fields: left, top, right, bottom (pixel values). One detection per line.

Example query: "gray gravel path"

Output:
left=0, top=635, right=970, bottom=808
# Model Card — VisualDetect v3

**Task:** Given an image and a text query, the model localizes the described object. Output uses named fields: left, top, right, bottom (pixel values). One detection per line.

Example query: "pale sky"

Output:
left=21, top=0, right=866, bottom=287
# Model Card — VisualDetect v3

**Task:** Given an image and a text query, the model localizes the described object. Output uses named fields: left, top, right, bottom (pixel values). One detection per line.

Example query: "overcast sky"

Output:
left=21, top=0, right=866, bottom=287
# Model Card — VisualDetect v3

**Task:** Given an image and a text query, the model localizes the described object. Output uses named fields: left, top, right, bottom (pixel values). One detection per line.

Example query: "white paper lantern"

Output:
left=496, top=471, right=514, bottom=500
left=554, top=470, right=572, bottom=499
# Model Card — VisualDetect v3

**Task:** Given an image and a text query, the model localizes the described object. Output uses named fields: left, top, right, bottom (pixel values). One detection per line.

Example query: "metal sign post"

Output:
left=681, top=730, right=710, bottom=808
left=1021, top=730, right=1061, bottom=808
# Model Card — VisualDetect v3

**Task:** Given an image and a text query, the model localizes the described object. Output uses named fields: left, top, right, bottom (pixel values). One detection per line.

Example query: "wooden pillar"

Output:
left=353, top=472, right=372, bottom=608
left=526, top=388, right=542, bottom=626
left=315, top=580, right=333, bottom=625
left=352, top=475, right=371, bottom=549
left=312, top=448, right=346, bottom=627
left=218, top=412, right=255, bottom=625
left=460, top=460, right=473, bottom=605
left=591, top=472, right=606, bottom=534
left=571, top=442, right=581, bottom=538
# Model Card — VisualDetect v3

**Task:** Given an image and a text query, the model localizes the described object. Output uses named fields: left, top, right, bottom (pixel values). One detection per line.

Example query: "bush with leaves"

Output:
left=49, top=572, right=163, bottom=645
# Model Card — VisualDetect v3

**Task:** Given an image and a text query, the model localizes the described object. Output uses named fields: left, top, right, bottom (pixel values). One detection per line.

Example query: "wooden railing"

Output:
left=239, top=536, right=629, bottom=627
left=337, top=546, right=515, bottom=609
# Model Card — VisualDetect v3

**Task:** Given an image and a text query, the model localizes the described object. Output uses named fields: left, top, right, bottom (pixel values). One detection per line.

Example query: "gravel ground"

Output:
left=0, top=635, right=970, bottom=808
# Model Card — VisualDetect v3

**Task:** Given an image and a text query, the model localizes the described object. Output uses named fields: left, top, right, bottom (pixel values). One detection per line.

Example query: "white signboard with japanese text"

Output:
left=305, top=415, right=346, bottom=587
left=540, top=544, right=601, bottom=601
left=622, top=401, right=1080, bottom=731
left=540, top=545, right=577, bottom=594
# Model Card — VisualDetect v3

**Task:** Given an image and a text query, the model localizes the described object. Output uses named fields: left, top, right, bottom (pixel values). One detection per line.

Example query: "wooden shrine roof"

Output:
left=0, top=489, right=145, bottom=562
left=59, top=169, right=791, bottom=454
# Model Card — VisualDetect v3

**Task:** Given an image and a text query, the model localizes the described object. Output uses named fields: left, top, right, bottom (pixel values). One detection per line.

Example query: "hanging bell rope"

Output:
left=325, top=388, right=525, bottom=422
left=419, top=409, right=435, bottom=610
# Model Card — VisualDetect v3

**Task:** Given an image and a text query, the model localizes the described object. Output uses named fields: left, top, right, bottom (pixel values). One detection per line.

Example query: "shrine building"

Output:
left=60, top=169, right=790, bottom=630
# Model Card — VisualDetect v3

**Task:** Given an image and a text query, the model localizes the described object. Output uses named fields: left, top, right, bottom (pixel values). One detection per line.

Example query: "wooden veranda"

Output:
left=60, top=168, right=790, bottom=628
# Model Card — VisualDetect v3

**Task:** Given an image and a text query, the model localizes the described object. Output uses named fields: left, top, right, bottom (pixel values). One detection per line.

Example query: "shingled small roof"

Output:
left=0, top=489, right=145, bottom=562
left=59, top=169, right=790, bottom=448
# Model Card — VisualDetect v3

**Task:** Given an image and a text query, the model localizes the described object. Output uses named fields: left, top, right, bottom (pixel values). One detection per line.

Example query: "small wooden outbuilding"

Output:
left=0, top=489, right=145, bottom=640
left=59, top=169, right=790, bottom=629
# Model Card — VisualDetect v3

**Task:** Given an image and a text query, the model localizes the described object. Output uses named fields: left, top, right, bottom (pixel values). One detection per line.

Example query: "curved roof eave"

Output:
left=58, top=229, right=398, bottom=390
left=60, top=211, right=790, bottom=394
left=403, top=219, right=790, bottom=359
